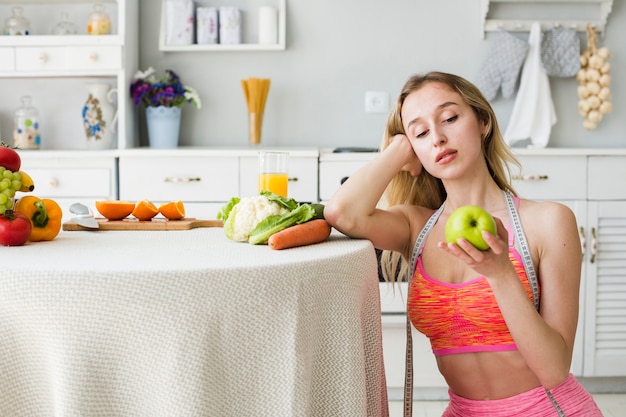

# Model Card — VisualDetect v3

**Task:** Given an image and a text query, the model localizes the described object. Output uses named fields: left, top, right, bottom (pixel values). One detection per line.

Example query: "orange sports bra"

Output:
left=407, top=191, right=540, bottom=356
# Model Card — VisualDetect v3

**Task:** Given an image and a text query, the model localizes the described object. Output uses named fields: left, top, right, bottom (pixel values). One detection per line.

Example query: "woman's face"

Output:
left=400, top=82, right=486, bottom=180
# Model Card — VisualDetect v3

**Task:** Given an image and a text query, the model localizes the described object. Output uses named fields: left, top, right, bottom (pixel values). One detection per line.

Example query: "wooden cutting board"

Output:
left=63, top=218, right=224, bottom=231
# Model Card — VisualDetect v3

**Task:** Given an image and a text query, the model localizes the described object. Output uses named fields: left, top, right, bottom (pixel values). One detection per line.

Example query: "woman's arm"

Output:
left=442, top=201, right=581, bottom=388
left=324, top=135, right=422, bottom=255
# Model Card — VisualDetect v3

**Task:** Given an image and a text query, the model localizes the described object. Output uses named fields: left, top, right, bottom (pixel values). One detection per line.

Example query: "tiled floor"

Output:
left=389, top=394, right=626, bottom=416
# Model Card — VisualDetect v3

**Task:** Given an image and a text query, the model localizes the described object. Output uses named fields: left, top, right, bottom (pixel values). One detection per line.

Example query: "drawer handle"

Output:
left=164, top=177, right=201, bottom=183
left=590, top=227, right=597, bottom=264
left=88, top=52, right=99, bottom=62
left=288, top=177, right=298, bottom=182
left=48, top=178, right=58, bottom=188
left=38, top=53, right=48, bottom=63
left=511, top=174, right=548, bottom=181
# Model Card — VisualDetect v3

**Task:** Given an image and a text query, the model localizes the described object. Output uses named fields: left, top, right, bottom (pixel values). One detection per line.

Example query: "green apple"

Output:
left=444, top=205, right=497, bottom=251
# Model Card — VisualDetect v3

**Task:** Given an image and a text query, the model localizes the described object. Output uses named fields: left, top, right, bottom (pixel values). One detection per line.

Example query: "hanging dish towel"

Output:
left=504, top=22, right=556, bottom=148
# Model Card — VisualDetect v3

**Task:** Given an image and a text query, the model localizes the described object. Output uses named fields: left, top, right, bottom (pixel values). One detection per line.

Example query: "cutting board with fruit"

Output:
left=63, top=218, right=223, bottom=231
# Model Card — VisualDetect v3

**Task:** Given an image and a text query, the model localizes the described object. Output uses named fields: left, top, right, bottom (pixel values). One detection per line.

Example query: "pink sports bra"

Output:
left=407, top=192, right=540, bottom=356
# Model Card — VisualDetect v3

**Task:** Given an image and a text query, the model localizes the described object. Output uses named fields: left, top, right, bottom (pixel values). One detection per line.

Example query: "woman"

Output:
left=324, top=72, right=602, bottom=416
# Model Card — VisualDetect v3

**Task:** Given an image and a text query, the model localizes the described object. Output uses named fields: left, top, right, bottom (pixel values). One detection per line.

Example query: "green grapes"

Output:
left=0, top=169, right=21, bottom=215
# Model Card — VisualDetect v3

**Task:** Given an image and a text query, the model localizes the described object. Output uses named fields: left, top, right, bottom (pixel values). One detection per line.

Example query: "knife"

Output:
left=69, top=203, right=100, bottom=229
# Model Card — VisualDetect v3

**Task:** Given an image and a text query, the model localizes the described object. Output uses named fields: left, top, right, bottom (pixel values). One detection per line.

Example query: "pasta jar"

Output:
left=3, top=6, right=30, bottom=35
left=87, top=3, right=111, bottom=35
left=13, top=96, right=41, bottom=150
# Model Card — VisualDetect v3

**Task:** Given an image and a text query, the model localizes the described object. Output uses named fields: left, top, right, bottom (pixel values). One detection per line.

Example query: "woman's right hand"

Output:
left=388, top=134, right=422, bottom=177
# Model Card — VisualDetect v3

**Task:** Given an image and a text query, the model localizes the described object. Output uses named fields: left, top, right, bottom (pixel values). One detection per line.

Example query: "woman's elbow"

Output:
left=324, top=200, right=357, bottom=232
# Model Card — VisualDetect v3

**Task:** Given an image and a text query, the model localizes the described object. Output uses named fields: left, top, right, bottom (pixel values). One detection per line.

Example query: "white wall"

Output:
left=138, top=0, right=626, bottom=149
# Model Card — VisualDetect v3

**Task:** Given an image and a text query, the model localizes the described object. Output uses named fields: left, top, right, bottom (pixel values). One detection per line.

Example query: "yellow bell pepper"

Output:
left=14, top=196, right=62, bottom=241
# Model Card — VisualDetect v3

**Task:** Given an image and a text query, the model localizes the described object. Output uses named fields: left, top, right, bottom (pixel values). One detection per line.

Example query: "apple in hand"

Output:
left=444, top=205, right=497, bottom=251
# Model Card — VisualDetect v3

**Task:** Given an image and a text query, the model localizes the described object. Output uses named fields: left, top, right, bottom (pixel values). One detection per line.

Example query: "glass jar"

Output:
left=52, top=12, right=78, bottom=35
left=3, top=6, right=31, bottom=36
left=87, top=3, right=111, bottom=35
left=13, top=96, right=41, bottom=150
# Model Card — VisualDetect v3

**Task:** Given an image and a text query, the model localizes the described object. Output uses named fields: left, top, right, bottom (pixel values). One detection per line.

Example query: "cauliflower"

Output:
left=223, top=195, right=289, bottom=242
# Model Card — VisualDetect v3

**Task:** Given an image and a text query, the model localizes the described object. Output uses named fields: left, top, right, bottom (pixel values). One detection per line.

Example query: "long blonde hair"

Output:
left=380, top=72, right=520, bottom=282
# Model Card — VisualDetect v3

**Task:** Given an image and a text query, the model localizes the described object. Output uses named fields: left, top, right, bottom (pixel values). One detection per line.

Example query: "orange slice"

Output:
left=95, top=200, right=135, bottom=220
left=159, top=200, right=185, bottom=220
left=132, top=199, right=159, bottom=221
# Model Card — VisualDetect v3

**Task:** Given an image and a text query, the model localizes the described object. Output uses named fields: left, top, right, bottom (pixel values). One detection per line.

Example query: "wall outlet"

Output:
left=365, top=91, right=389, bottom=113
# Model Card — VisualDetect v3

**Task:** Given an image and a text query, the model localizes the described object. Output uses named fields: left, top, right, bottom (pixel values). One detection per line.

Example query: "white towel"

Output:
left=504, top=22, right=557, bottom=148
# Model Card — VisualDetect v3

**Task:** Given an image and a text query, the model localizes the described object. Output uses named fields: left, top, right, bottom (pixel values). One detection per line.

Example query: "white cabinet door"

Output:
left=583, top=201, right=626, bottom=376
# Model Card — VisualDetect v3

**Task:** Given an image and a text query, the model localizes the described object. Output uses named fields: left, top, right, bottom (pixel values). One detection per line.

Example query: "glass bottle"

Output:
left=52, top=12, right=78, bottom=35
left=3, top=6, right=31, bottom=36
left=87, top=3, right=111, bottom=35
left=13, top=96, right=41, bottom=150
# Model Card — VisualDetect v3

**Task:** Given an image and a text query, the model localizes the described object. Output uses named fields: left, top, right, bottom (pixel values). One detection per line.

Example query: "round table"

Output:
left=1, top=228, right=388, bottom=417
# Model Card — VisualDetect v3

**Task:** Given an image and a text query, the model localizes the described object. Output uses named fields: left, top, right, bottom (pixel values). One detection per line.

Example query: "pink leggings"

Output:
left=442, top=374, right=603, bottom=417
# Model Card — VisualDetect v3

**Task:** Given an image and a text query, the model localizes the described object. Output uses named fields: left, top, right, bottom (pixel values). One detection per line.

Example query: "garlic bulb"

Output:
left=578, top=24, right=612, bottom=130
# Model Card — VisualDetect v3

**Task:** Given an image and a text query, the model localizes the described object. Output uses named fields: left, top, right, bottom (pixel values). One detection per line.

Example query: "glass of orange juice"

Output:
left=258, top=151, right=289, bottom=197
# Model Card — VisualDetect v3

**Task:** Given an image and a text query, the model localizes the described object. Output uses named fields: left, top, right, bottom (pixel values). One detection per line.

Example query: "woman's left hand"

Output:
left=437, top=216, right=514, bottom=278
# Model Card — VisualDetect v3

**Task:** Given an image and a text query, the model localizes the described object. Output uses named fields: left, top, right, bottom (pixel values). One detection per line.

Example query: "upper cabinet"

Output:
left=158, top=0, right=286, bottom=52
left=0, top=0, right=139, bottom=150
left=481, top=0, right=614, bottom=38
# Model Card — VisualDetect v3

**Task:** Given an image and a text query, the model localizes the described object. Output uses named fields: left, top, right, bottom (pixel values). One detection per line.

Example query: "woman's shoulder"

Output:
left=517, top=198, right=580, bottom=246
left=518, top=198, right=576, bottom=222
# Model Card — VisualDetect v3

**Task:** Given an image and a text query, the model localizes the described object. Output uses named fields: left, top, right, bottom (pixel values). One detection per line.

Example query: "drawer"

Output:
left=588, top=156, right=626, bottom=200
left=15, top=47, right=67, bottom=72
left=119, top=156, right=239, bottom=202
left=511, top=155, right=587, bottom=200
left=239, top=156, right=318, bottom=202
left=0, top=47, right=15, bottom=72
left=319, top=160, right=370, bottom=201
left=67, top=46, right=122, bottom=71
left=27, top=168, right=113, bottom=198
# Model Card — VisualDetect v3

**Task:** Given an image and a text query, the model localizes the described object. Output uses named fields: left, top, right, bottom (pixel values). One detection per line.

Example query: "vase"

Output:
left=146, top=106, right=182, bottom=149
left=82, top=83, right=118, bottom=150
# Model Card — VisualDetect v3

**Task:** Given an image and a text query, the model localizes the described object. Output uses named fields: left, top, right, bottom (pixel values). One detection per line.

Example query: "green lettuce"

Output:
left=248, top=203, right=316, bottom=245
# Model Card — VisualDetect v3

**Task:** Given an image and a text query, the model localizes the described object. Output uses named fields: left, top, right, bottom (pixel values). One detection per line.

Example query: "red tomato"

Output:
left=0, top=211, right=32, bottom=246
left=0, top=145, right=21, bottom=172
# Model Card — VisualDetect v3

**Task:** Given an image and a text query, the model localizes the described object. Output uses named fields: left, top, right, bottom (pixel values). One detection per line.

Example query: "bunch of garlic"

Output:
left=577, top=25, right=612, bottom=130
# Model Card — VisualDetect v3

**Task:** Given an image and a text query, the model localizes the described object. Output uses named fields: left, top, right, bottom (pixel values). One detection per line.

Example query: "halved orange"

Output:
left=95, top=200, right=135, bottom=220
left=132, top=199, right=159, bottom=221
left=159, top=200, right=185, bottom=220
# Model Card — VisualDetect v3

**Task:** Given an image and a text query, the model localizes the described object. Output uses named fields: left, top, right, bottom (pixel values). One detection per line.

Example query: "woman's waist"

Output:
left=436, top=350, right=542, bottom=400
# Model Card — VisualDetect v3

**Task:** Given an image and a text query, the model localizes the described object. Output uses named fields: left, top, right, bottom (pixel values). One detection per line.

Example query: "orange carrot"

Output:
left=268, top=219, right=332, bottom=250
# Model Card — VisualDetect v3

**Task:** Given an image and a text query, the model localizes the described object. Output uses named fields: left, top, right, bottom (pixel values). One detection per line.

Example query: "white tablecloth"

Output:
left=1, top=228, right=388, bottom=417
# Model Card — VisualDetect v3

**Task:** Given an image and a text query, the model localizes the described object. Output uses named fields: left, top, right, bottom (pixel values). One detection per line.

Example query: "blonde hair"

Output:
left=380, top=72, right=520, bottom=283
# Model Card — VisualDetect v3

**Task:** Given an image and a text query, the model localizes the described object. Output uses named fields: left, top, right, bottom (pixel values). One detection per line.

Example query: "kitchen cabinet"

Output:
left=0, top=0, right=138, bottom=151
left=513, top=152, right=626, bottom=377
left=17, top=150, right=117, bottom=217
left=158, top=0, right=286, bottom=52
left=118, top=148, right=318, bottom=219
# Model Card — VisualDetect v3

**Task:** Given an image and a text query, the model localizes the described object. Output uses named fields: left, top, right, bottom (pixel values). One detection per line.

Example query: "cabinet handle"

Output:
left=38, top=53, right=48, bottom=64
left=579, top=226, right=586, bottom=260
left=288, top=177, right=298, bottom=182
left=590, top=227, right=597, bottom=264
left=164, top=177, right=201, bottom=183
left=340, top=176, right=349, bottom=185
left=511, top=174, right=548, bottom=181
left=88, top=52, right=99, bottom=62
left=48, top=178, right=58, bottom=188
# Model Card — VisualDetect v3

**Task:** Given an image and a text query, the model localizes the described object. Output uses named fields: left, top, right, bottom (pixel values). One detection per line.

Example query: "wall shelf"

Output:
left=159, top=0, right=286, bottom=52
left=481, top=0, right=614, bottom=38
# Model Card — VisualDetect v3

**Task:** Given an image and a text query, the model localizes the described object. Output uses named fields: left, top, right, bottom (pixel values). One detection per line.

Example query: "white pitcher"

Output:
left=82, top=83, right=118, bottom=150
